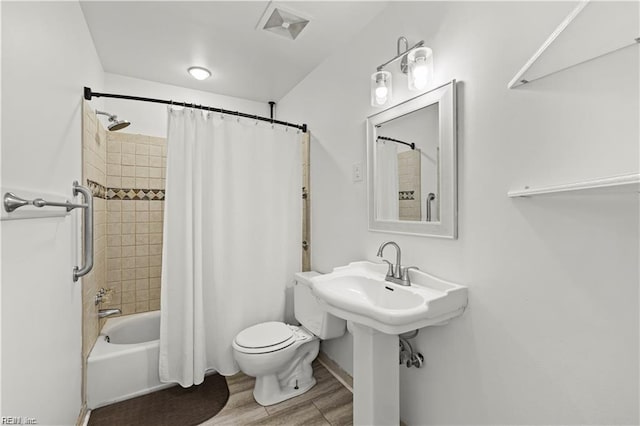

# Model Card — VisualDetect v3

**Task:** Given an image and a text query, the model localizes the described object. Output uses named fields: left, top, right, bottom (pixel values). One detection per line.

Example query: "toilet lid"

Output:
left=235, top=321, right=294, bottom=349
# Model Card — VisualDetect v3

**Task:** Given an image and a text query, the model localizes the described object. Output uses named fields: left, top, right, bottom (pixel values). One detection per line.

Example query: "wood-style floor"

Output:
left=201, top=361, right=353, bottom=426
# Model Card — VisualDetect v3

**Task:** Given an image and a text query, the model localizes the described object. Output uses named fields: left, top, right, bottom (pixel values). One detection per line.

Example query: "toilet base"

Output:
left=253, top=375, right=317, bottom=406
left=251, top=339, right=320, bottom=406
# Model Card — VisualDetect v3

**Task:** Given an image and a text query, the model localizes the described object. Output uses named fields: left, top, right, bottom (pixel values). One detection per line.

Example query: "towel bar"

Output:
left=3, top=181, right=94, bottom=281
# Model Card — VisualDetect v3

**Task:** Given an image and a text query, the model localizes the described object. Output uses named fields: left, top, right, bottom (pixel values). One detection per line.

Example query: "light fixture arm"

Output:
left=376, top=39, right=425, bottom=73
left=397, top=37, right=409, bottom=56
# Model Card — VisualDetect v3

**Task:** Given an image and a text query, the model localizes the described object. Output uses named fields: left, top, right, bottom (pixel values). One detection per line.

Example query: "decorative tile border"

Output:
left=87, top=180, right=107, bottom=199
left=399, top=190, right=415, bottom=200
left=106, top=188, right=165, bottom=201
left=87, top=180, right=165, bottom=201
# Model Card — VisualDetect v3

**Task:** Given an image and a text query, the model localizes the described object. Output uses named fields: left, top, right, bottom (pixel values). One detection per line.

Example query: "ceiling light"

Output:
left=188, top=66, right=211, bottom=81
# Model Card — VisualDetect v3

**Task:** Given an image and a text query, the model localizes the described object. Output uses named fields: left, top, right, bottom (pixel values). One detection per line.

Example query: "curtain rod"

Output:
left=83, top=87, right=307, bottom=133
left=377, top=136, right=415, bottom=150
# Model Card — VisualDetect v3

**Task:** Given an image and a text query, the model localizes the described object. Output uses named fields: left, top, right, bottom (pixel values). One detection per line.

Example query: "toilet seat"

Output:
left=234, top=322, right=296, bottom=354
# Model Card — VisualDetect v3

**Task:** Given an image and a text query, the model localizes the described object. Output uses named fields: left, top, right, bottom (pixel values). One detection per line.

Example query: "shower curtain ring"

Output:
left=236, top=111, right=240, bottom=122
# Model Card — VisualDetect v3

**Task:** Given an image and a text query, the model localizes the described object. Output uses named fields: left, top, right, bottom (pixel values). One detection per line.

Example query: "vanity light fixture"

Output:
left=371, top=71, right=392, bottom=106
left=407, top=46, right=433, bottom=91
left=188, top=66, right=211, bottom=81
left=370, top=37, right=433, bottom=107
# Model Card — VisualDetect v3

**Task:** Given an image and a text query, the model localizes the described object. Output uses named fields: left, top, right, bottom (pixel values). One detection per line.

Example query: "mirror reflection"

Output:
left=374, top=103, right=439, bottom=222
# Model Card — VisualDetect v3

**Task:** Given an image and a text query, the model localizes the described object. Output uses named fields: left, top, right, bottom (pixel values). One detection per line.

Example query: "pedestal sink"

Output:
left=310, top=261, right=468, bottom=426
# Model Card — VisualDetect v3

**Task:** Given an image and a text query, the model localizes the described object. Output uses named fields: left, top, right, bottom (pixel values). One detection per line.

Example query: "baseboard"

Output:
left=317, top=351, right=353, bottom=393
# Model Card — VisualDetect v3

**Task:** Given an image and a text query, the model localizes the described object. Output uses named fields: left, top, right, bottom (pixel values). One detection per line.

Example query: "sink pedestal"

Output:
left=351, top=322, right=399, bottom=426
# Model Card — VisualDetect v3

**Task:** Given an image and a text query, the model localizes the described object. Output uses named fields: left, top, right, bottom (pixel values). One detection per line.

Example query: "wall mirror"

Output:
left=367, top=80, right=457, bottom=238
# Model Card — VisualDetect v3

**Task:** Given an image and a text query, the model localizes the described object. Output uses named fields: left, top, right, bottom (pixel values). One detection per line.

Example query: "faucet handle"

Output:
left=95, top=287, right=115, bottom=305
left=102, top=289, right=113, bottom=305
left=401, top=266, right=420, bottom=284
left=381, top=259, right=395, bottom=278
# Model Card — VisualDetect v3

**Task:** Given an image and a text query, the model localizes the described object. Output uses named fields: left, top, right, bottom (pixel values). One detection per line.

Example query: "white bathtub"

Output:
left=87, top=310, right=171, bottom=409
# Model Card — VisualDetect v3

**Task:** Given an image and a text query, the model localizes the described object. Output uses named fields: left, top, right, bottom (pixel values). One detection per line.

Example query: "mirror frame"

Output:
left=366, top=80, right=457, bottom=238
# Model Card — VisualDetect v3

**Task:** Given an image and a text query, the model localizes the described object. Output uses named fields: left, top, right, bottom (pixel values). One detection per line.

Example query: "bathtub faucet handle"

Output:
left=95, top=289, right=104, bottom=306
left=95, top=287, right=114, bottom=306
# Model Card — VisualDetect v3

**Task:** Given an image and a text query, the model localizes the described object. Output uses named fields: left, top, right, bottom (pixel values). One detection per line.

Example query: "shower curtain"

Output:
left=375, top=140, right=399, bottom=220
left=159, top=108, right=302, bottom=386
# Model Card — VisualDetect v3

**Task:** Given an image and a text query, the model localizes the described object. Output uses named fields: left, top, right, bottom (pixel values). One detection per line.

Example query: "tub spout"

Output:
left=98, top=308, right=121, bottom=319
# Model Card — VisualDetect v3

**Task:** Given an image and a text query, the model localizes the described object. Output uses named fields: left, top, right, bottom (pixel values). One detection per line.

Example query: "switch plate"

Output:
left=352, top=162, right=363, bottom=182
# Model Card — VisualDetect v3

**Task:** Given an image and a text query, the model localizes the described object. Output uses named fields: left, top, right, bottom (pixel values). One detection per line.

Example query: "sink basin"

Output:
left=310, top=261, right=467, bottom=334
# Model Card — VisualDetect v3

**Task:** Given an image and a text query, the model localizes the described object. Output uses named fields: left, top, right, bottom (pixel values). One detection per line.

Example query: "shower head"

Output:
left=107, top=119, right=131, bottom=131
left=96, top=110, right=131, bottom=132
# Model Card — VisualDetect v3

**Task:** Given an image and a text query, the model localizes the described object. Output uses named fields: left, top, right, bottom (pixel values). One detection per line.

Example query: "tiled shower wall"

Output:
left=80, top=105, right=166, bottom=409
left=105, top=132, right=167, bottom=315
left=398, top=149, right=421, bottom=221
left=81, top=101, right=108, bottom=407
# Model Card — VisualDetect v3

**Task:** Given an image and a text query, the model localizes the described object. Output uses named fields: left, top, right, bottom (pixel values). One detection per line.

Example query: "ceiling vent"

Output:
left=257, top=3, right=310, bottom=40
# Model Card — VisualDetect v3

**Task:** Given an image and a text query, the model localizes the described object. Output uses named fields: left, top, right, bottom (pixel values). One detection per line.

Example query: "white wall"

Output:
left=1, top=1, right=4, bottom=413
left=101, top=73, right=269, bottom=138
left=279, top=2, right=639, bottom=424
left=1, top=2, right=104, bottom=424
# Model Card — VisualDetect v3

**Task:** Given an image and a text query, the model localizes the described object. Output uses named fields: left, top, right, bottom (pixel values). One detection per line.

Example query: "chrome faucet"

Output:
left=376, top=241, right=419, bottom=286
left=98, top=308, right=121, bottom=319
left=377, top=241, right=402, bottom=279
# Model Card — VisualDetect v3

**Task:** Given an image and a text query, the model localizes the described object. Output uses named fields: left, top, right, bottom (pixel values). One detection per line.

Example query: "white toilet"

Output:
left=232, top=271, right=345, bottom=406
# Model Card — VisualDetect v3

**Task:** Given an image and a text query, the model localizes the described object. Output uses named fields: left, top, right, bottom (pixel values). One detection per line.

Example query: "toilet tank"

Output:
left=294, top=271, right=346, bottom=340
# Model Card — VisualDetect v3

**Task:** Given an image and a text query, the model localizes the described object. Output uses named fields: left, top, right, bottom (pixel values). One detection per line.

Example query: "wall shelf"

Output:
left=508, top=173, right=640, bottom=198
left=508, top=0, right=639, bottom=89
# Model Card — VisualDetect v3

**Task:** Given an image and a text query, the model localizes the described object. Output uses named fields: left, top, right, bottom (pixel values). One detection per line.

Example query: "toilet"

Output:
left=232, top=271, right=346, bottom=406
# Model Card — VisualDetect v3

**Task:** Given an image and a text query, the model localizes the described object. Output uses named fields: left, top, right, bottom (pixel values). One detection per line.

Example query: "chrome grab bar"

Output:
left=426, top=193, right=436, bottom=222
left=73, top=181, right=93, bottom=282
left=3, top=181, right=94, bottom=282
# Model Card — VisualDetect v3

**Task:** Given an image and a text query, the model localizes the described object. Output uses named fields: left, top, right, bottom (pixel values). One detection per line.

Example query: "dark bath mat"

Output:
left=88, top=373, right=229, bottom=426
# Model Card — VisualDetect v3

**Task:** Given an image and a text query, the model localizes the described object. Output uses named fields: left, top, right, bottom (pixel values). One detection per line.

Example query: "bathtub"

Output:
left=87, top=310, right=171, bottom=409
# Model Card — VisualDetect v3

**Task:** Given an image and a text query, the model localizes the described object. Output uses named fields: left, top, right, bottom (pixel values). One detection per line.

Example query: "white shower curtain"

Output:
left=375, top=140, right=399, bottom=220
left=159, top=108, right=302, bottom=386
